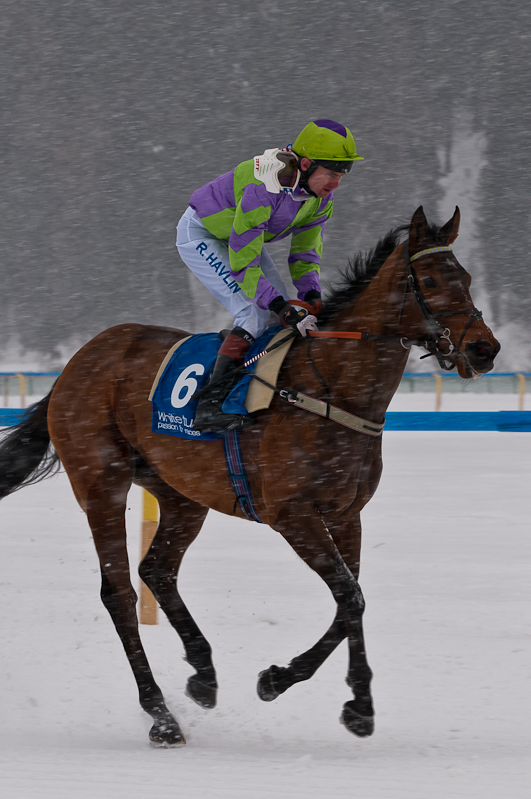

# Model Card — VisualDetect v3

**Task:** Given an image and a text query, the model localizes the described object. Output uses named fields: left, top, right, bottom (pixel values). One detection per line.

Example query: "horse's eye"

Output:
left=424, top=276, right=437, bottom=288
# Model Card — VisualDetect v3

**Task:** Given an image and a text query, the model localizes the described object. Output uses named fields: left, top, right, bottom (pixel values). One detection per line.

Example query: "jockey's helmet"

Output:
left=293, top=119, right=363, bottom=174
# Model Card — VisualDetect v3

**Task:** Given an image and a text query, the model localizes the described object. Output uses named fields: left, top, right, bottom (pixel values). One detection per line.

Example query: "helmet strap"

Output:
left=296, top=157, right=319, bottom=197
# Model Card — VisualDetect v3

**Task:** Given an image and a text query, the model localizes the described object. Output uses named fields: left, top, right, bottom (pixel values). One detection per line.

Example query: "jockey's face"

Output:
left=300, top=157, right=345, bottom=198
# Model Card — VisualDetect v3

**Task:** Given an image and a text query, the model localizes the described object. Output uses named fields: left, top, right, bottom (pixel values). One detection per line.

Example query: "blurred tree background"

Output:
left=1, top=0, right=529, bottom=368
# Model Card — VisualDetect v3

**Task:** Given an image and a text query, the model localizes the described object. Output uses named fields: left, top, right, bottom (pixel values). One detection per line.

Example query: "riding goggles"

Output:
left=309, top=159, right=353, bottom=174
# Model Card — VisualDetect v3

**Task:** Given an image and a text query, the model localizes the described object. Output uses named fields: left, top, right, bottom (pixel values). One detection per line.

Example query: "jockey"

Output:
left=176, top=118, right=364, bottom=431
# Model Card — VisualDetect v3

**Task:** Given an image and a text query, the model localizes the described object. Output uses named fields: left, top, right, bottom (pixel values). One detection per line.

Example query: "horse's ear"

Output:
left=438, top=206, right=461, bottom=245
left=409, top=206, right=428, bottom=253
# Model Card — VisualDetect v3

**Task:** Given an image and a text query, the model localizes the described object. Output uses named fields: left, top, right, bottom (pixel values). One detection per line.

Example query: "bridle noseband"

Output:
left=239, top=242, right=487, bottom=436
left=400, top=242, right=484, bottom=370
left=304, top=241, right=484, bottom=371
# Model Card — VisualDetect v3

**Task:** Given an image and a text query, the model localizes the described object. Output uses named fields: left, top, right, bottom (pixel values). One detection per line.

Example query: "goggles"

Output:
left=309, top=159, right=353, bottom=174
left=253, top=148, right=300, bottom=194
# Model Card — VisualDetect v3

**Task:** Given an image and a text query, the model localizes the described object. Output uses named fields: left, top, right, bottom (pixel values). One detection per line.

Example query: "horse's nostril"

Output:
left=465, top=340, right=493, bottom=360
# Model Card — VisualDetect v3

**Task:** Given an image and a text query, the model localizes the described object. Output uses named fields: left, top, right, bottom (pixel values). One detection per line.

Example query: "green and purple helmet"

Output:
left=293, top=119, right=363, bottom=174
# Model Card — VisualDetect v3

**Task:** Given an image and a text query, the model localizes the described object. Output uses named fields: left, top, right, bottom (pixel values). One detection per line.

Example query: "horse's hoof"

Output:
left=185, top=674, right=217, bottom=709
left=340, top=701, right=375, bottom=737
left=257, top=667, right=282, bottom=701
left=149, top=720, right=186, bottom=748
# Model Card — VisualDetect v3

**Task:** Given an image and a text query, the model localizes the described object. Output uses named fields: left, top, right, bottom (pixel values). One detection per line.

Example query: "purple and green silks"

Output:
left=189, top=158, right=332, bottom=310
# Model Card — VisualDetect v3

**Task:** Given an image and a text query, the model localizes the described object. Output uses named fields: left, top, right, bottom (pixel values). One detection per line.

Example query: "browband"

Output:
left=410, top=246, right=453, bottom=262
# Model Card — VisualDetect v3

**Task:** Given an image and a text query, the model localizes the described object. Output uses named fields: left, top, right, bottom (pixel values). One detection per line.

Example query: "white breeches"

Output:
left=176, top=206, right=289, bottom=339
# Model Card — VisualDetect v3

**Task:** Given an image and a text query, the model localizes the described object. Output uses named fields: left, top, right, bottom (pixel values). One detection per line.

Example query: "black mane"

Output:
left=319, top=220, right=443, bottom=325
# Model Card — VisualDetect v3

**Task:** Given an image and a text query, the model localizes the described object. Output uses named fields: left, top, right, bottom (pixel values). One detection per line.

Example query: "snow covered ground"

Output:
left=0, top=423, right=530, bottom=798
left=388, top=390, right=528, bottom=412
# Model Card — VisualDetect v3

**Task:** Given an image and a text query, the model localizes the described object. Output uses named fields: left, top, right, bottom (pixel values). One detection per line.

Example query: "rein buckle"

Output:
left=280, top=388, right=298, bottom=404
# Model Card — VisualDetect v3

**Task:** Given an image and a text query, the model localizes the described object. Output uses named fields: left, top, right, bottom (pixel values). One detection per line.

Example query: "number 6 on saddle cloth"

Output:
left=149, top=325, right=294, bottom=443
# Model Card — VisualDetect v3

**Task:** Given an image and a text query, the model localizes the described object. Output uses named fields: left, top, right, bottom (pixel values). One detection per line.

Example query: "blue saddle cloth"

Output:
left=150, top=326, right=282, bottom=442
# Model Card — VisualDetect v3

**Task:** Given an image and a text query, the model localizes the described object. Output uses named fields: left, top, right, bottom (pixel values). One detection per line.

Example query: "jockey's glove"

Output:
left=304, top=290, right=324, bottom=315
left=269, top=297, right=319, bottom=337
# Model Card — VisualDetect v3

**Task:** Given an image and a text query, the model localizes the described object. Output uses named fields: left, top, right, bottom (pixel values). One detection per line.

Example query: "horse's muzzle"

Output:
left=463, top=339, right=500, bottom=376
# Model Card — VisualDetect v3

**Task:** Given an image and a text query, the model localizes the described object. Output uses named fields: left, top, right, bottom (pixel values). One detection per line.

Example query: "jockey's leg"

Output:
left=193, top=326, right=254, bottom=432
left=176, top=207, right=289, bottom=431
left=176, top=207, right=289, bottom=338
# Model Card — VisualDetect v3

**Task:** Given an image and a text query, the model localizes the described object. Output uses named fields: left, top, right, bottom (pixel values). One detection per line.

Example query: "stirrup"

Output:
left=194, top=407, right=254, bottom=433
left=225, top=414, right=255, bottom=431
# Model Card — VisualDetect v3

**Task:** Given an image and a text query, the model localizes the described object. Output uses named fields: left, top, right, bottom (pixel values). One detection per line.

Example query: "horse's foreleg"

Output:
left=135, top=474, right=217, bottom=709
left=341, top=607, right=374, bottom=736
left=332, top=513, right=374, bottom=736
left=262, top=504, right=374, bottom=737
left=260, top=613, right=373, bottom=737
left=257, top=609, right=345, bottom=700
left=87, top=482, right=185, bottom=747
left=258, top=513, right=362, bottom=701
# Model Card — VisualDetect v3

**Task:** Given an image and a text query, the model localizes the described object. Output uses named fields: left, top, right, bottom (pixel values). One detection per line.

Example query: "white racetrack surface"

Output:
left=0, top=427, right=530, bottom=798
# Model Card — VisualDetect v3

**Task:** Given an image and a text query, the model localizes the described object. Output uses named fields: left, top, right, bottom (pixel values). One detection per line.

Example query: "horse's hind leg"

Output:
left=87, top=471, right=186, bottom=746
left=56, top=430, right=185, bottom=747
left=133, top=467, right=217, bottom=709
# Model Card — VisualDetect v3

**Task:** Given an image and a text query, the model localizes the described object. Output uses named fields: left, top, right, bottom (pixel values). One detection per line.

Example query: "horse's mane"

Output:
left=319, top=220, right=443, bottom=324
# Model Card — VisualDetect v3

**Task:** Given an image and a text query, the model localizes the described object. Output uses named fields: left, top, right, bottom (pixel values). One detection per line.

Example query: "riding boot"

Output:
left=193, top=327, right=254, bottom=432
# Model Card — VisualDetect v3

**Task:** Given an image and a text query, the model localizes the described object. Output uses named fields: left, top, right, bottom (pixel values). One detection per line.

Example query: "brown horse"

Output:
left=0, top=207, right=499, bottom=747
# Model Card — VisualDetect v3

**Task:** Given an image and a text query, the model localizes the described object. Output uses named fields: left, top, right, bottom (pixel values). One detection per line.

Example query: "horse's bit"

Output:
left=400, top=242, right=484, bottom=371
left=241, top=242, right=485, bottom=435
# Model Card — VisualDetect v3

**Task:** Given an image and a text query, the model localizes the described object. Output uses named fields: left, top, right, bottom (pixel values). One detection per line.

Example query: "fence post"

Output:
left=516, top=373, right=526, bottom=411
left=433, top=373, right=443, bottom=412
left=15, top=374, right=26, bottom=408
left=139, top=490, right=159, bottom=625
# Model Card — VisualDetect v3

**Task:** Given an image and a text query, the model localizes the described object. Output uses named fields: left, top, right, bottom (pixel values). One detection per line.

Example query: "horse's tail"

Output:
left=0, top=390, right=60, bottom=500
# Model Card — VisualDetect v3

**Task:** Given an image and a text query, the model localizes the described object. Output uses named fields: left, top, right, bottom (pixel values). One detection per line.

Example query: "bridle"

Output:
left=307, top=241, right=484, bottom=371
left=238, top=242, right=487, bottom=436
left=398, top=242, right=484, bottom=370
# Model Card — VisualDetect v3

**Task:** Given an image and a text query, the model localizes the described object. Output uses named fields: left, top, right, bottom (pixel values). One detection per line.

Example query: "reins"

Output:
left=301, top=243, right=483, bottom=371
left=239, top=241, right=485, bottom=436
left=242, top=331, right=385, bottom=436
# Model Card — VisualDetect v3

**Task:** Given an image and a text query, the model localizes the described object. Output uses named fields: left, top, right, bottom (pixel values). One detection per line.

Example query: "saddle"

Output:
left=149, top=327, right=296, bottom=441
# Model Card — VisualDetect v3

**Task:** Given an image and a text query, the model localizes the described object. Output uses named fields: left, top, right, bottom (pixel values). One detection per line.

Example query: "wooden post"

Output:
left=15, top=373, right=26, bottom=408
left=139, top=490, right=159, bottom=625
left=517, top=373, right=526, bottom=411
left=433, top=373, right=443, bottom=412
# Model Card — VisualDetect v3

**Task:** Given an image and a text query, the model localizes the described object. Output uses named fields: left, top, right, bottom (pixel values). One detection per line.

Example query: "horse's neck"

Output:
left=349, top=245, right=406, bottom=338
left=324, top=247, right=410, bottom=419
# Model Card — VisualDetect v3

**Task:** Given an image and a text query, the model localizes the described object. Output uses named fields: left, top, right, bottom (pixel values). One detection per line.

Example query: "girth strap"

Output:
left=222, top=430, right=263, bottom=523
left=247, top=370, right=385, bottom=437
left=279, top=389, right=385, bottom=437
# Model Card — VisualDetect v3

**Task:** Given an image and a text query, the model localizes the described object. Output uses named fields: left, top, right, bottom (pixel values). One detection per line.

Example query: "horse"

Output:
left=0, top=206, right=500, bottom=747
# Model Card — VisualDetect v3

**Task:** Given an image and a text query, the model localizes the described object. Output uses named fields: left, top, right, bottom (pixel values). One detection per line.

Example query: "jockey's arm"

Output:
left=228, top=184, right=332, bottom=312
left=227, top=188, right=282, bottom=310
left=287, top=199, right=333, bottom=302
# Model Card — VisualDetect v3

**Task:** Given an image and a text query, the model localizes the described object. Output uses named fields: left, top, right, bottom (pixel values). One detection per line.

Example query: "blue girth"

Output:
left=222, top=430, right=263, bottom=524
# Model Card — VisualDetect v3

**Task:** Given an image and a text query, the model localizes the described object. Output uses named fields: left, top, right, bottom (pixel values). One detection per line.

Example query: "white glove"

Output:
left=296, top=314, right=318, bottom=337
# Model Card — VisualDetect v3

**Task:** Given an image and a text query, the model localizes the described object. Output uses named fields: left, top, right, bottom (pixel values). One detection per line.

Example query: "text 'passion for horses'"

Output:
left=0, top=207, right=500, bottom=747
